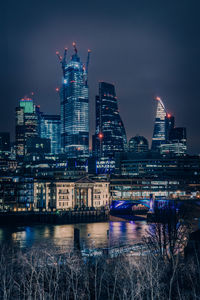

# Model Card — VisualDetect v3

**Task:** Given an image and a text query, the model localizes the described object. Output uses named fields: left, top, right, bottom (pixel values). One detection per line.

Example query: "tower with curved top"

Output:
left=93, top=82, right=127, bottom=158
left=151, top=97, right=167, bottom=151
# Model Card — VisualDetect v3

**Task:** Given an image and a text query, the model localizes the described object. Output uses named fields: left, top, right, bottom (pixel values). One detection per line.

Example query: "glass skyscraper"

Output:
left=16, top=97, right=38, bottom=157
left=151, top=97, right=167, bottom=151
left=93, top=82, right=127, bottom=159
left=151, top=97, right=187, bottom=155
left=39, top=114, right=61, bottom=154
left=59, top=43, right=90, bottom=158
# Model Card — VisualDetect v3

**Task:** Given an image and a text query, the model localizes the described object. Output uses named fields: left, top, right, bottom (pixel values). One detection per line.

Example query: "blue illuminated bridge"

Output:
left=110, top=199, right=181, bottom=212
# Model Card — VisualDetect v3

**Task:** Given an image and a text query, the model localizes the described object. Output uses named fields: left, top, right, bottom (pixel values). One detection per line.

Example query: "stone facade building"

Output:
left=34, top=177, right=110, bottom=210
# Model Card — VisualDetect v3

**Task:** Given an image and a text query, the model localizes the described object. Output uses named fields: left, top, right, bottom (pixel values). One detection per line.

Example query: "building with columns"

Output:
left=34, top=177, right=110, bottom=210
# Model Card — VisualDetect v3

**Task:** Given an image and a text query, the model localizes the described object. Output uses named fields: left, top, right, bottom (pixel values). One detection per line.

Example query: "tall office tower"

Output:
left=39, top=114, right=61, bottom=154
left=93, top=82, right=127, bottom=159
left=57, top=43, right=90, bottom=158
left=160, top=115, right=187, bottom=156
left=165, top=113, right=175, bottom=142
left=15, top=97, right=38, bottom=157
left=129, top=136, right=149, bottom=153
left=151, top=97, right=167, bottom=151
left=160, top=126, right=187, bottom=155
left=168, top=127, right=187, bottom=155
left=169, top=127, right=186, bottom=143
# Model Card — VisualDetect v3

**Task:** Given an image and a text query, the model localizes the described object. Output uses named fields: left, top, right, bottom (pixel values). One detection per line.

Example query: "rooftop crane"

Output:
left=86, top=49, right=91, bottom=74
left=56, top=48, right=68, bottom=76
left=72, top=42, right=77, bottom=54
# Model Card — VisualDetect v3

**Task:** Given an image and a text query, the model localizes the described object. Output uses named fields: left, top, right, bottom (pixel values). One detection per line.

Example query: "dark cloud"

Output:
left=1, top=0, right=200, bottom=153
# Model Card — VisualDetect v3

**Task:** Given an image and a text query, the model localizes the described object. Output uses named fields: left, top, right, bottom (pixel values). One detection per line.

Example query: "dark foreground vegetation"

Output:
left=0, top=207, right=200, bottom=299
left=0, top=243, right=200, bottom=300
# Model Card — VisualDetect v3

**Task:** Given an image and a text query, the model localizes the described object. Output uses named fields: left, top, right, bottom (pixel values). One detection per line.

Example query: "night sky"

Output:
left=1, top=0, right=200, bottom=153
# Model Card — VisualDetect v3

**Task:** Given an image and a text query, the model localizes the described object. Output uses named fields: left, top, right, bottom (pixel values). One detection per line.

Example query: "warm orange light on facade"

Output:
left=98, top=133, right=103, bottom=139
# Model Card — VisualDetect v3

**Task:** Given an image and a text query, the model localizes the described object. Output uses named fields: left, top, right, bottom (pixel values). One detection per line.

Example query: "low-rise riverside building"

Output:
left=110, top=176, right=200, bottom=200
left=115, top=152, right=200, bottom=178
left=34, top=177, right=110, bottom=210
left=0, top=176, right=34, bottom=210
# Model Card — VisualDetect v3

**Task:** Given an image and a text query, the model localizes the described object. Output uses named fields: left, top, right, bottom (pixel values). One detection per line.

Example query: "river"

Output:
left=0, top=218, right=149, bottom=250
left=1, top=200, right=200, bottom=251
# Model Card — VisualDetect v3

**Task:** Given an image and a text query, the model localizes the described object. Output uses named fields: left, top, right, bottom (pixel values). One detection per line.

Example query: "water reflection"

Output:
left=0, top=221, right=149, bottom=250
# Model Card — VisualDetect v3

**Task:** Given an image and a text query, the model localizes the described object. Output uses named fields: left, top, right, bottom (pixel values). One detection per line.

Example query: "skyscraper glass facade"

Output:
left=16, top=98, right=38, bottom=157
left=60, top=45, right=89, bottom=158
left=93, top=82, right=127, bottom=159
left=39, top=114, right=61, bottom=154
left=151, top=97, right=187, bottom=155
left=165, top=114, right=175, bottom=142
left=20, top=98, right=34, bottom=113
left=161, top=127, right=187, bottom=156
left=151, top=97, right=167, bottom=151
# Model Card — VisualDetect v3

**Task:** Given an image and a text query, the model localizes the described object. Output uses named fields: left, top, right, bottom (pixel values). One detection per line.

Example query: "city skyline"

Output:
left=1, top=67, right=190, bottom=154
left=1, top=0, right=200, bottom=153
left=1, top=2, right=200, bottom=298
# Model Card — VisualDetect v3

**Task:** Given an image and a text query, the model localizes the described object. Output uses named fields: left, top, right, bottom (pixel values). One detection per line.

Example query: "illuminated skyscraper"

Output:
left=169, top=127, right=186, bottom=143
left=152, top=97, right=187, bottom=155
left=58, top=43, right=90, bottom=158
left=39, top=114, right=61, bottom=154
left=160, top=127, right=187, bottom=156
left=151, top=97, right=167, bottom=151
left=15, top=97, right=38, bottom=157
left=165, top=114, right=175, bottom=142
left=93, top=82, right=127, bottom=158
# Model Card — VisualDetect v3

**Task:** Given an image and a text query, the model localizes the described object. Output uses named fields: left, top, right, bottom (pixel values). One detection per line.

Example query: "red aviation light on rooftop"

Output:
left=98, top=133, right=104, bottom=139
left=167, top=113, right=171, bottom=118
left=56, top=87, right=59, bottom=92
left=155, top=96, right=161, bottom=101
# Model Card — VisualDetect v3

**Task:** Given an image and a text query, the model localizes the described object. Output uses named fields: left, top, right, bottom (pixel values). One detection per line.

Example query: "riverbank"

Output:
left=0, top=209, right=109, bottom=226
